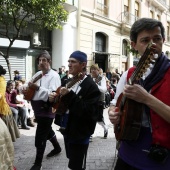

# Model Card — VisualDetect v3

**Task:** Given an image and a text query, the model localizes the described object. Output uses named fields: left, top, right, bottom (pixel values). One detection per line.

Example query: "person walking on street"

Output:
left=90, top=64, right=108, bottom=138
left=23, top=50, right=62, bottom=170
left=49, top=50, right=101, bottom=170
left=108, top=18, right=170, bottom=170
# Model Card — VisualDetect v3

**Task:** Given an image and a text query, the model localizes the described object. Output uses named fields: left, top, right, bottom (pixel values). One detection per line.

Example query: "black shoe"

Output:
left=46, top=148, right=61, bottom=158
left=21, top=125, right=30, bottom=130
left=104, top=129, right=108, bottom=138
left=30, top=164, right=42, bottom=170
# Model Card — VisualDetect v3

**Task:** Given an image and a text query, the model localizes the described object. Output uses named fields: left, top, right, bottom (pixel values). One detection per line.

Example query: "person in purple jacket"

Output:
left=24, top=51, right=62, bottom=170
left=108, top=18, right=170, bottom=170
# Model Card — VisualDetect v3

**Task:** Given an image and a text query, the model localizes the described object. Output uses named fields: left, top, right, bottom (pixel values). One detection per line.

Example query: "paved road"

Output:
left=14, top=108, right=117, bottom=170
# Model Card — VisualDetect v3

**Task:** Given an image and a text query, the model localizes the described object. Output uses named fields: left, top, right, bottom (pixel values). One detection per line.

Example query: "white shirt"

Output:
left=30, top=69, right=61, bottom=102
left=93, top=76, right=107, bottom=93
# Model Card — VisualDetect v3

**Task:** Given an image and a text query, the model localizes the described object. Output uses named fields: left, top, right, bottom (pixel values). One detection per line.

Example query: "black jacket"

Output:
left=59, top=75, right=100, bottom=140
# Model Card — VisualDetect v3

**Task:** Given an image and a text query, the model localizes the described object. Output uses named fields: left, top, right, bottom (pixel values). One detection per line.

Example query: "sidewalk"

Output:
left=14, top=108, right=117, bottom=170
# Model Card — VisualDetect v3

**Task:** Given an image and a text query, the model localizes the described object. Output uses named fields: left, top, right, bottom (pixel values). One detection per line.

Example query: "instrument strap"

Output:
left=32, top=73, right=42, bottom=84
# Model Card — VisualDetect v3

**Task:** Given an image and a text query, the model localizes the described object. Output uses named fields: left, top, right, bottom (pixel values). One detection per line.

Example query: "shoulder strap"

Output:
left=32, top=74, right=42, bottom=83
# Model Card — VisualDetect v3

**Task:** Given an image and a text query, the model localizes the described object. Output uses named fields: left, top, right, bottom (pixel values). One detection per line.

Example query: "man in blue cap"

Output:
left=49, top=50, right=101, bottom=170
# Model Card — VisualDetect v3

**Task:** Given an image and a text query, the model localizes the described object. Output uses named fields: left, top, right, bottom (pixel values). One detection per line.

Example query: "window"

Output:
left=96, top=0, right=109, bottom=17
left=95, top=32, right=106, bottom=52
left=156, top=14, right=160, bottom=21
left=122, top=39, right=128, bottom=56
left=135, top=1, right=139, bottom=18
left=124, top=0, right=129, bottom=12
left=150, top=10, right=154, bottom=18
left=167, top=22, right=170, bottom=42
left=124, top=0, right=130, bottom=23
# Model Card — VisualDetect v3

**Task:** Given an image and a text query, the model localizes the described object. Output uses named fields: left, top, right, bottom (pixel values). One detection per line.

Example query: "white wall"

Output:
left=52, top=11, right=77, bottom=71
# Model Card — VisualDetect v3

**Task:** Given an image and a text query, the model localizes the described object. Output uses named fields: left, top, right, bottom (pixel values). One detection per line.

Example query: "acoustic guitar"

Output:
left=52, top=72, right=84, bottom=114
left=114, top=42, right=156, bottom=141
left=23, top=74, right=42, bottom=101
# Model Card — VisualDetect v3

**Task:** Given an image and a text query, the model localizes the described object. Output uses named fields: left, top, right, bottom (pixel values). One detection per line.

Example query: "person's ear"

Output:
left=131, top=41, right=136, bottom=50
left=48, top=59, right=52, bottom=64
left=81, top=62, right=87, bottom=70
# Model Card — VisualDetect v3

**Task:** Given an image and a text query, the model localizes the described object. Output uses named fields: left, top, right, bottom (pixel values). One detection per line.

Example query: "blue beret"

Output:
left=70, top=51, right=87, bottom=62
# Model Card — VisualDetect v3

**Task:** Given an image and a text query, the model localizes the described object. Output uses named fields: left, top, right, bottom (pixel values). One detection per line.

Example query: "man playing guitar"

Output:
left=23, top=51, right=62, bottom=170
left=108, top=18, right=170, bottom=170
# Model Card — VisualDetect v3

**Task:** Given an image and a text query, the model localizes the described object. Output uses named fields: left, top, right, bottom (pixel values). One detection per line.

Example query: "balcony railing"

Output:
left=63, top=0, right=77, bottom=13
left=157, top=0, right=166, bottom=6
left=120, top=11, right=139, bottom=26
left=65, top=0, right=75, bottom=5
left=96, top=2, right=109, bottom=17
left=148, top=0, right=167, bottom=11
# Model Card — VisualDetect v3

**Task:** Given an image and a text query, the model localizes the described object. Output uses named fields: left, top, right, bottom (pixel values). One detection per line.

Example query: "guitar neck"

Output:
left=66, top=73, right=84, bottom=89
left=32, top=74, right=42, bottom=83
left=128, top=42, right=153, bottom=85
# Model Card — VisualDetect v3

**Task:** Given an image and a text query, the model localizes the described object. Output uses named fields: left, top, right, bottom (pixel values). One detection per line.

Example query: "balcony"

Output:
left=147, top=0, right=167, bottom=11
left=63, top=0, right=77, bottom=13
left=119, top=11, right=139, bottom=32
left=96, top=2, right=109, bottom=17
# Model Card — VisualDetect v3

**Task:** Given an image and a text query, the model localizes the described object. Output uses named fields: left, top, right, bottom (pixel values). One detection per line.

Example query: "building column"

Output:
left=52, top=11, right=77, bottom=71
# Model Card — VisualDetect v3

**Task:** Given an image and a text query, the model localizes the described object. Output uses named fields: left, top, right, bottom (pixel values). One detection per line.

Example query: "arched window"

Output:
left=95, top=32, right=106, bottom=52
left=122, top=39, right=128, bottom=56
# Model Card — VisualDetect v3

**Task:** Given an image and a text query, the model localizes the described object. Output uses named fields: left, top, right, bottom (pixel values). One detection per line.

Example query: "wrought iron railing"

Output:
left=158, top=0, right=166, bottom=6
left=96, top=2, right=109, bottom=17
left=120, top=11, right=139, bottom=26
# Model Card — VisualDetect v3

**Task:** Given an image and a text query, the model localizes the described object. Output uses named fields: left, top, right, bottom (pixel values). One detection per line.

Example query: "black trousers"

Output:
left=114, top=157, right=139, bottom=170
left=64, top=137, right=88, bottom=170
left=97, top=103, right=104, bottom=122
left=34, top=116, right=55, bottom=164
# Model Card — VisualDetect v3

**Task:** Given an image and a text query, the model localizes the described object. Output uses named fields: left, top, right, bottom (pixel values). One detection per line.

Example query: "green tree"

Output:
left=0, top=0, right=68, bottom=79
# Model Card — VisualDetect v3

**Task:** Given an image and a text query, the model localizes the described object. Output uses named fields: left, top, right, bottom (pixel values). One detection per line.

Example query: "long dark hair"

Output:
left=0, top=65, right=6, bottom=76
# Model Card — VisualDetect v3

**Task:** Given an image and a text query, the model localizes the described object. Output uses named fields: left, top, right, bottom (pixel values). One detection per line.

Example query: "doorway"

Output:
left=95, top=53, right=108, bottom=72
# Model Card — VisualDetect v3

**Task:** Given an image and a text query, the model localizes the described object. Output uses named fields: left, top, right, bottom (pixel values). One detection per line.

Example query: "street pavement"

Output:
left=14, top=108, right=117, bottom=170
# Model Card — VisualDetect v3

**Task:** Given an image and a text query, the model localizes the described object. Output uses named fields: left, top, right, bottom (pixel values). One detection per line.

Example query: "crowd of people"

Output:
left=1, top=17, right=170, bottom=170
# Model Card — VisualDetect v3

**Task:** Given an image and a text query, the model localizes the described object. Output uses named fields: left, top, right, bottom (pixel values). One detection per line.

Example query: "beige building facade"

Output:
left=1, top=0, right=170, bottom=80
left=73, top=0, right=170, bottom=74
